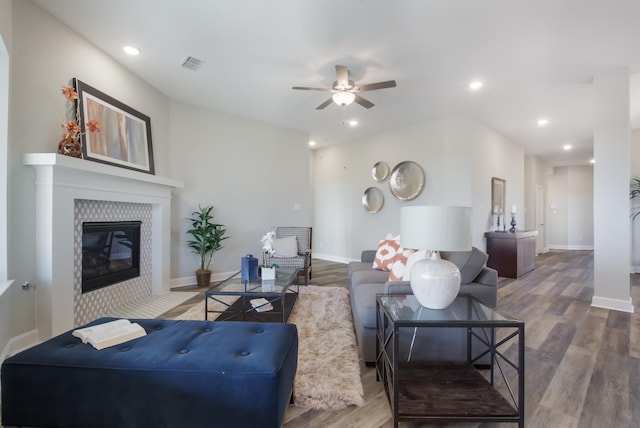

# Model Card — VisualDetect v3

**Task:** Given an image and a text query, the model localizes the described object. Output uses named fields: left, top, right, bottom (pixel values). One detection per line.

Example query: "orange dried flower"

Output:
left=61, top=120, right=81, bottom=139
left=61, top=86, right=78, bottom=102
left=59, top=83, right=100, bottom=144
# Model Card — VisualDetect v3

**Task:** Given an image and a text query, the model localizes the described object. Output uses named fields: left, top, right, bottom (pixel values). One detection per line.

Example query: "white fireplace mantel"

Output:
left=24, top=153, right=184, bottom=340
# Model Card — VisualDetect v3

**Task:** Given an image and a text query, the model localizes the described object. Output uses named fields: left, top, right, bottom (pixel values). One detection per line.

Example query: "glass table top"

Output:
left=377, top=294, right=520, bottom=325
left=206, top=269, right=297, bottom=295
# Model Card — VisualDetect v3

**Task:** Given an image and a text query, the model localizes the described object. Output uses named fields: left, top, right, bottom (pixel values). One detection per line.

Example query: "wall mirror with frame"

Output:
left=491, top=177, right=506, bottom=215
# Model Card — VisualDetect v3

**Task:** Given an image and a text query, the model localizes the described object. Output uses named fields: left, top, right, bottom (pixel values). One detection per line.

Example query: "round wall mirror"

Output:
left=362, top=187, right=384, bottom=213
left=372, top=161, right=390, bottom=182
left=389, top=161, right=425, bottom=201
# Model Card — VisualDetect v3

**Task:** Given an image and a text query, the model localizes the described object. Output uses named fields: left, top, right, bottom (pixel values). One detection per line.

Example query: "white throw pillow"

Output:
left=402, top=250, right=428, bottom=281
left=272, top=236, right=298, bottom=258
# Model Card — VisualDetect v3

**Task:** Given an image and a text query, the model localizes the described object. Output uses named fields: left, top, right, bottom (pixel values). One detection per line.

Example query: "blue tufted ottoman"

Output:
left=1, top=317, right=298, bottom=428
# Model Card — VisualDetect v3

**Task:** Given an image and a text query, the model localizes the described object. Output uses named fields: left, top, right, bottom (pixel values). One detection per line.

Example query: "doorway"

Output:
left=536, top=185, right=545, bottom=253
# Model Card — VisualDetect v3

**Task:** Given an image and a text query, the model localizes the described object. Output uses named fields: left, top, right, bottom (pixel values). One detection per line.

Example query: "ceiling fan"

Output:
left=292, top=65, right=397, bottom=110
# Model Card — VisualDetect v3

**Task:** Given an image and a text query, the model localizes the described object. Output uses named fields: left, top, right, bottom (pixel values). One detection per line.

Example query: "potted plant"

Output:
left=187, top=205, right=228, bottom=287
left=259, top=228, right=279, bottom=282
left=631, top=177, right=640, bottom=220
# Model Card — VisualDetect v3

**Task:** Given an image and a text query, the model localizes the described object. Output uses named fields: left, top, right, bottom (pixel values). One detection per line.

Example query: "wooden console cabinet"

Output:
left=484, top=231, right=538, bottom=278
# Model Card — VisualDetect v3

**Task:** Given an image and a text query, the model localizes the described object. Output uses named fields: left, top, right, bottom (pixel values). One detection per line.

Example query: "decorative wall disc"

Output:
left=389, top=161, right=425, bottom=201
left=362, top=187, right=384, bottom=213
left=372, top=161, right=390, bottom=182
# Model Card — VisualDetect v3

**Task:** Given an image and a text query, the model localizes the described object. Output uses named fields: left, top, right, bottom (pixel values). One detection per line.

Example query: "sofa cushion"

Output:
left=372, top=234, right=401, bottom=270
left=440, top=247, right=488, bottom=284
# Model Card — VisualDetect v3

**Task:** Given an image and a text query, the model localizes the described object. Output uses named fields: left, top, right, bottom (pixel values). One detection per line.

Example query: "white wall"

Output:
left=4, top=0, right=171, bottom=352
left=168, top=101, right=311, bottom=282
left=313, top=115, right=524, bottom=261
left=0, top=0, right=13, bottom=359
left=524, top=155, right=552, bottom=250
left=547, top=166, right=594, bottom=250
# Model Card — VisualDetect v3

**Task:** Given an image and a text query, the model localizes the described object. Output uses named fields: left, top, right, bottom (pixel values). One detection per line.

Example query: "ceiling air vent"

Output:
left=180, top=56, right=205, bottom=71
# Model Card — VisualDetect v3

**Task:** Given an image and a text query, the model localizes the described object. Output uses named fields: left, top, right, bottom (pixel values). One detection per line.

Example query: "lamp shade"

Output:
left=332, top=91, right=356, bottom=106
left=400, top=206, right=472, bottom=251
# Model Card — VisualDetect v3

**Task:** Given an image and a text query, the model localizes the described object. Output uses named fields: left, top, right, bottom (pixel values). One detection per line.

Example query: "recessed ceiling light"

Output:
left=349, top=120, right=358, bottom=127
left=469, top=81, right=483, bottom=91
left=123, top=46, right=140, bottom=56
left=563, top=144, right=572, bottom=151
left=537, top=118, right=549, bottom=126
left=308, top=141, right=316, bottom=147
left=590, top=159, right=595, bottom=164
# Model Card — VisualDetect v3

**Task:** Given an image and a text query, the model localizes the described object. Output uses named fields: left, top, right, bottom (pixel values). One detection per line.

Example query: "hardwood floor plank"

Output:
left=528, top=322, right=576, bottom=366
left=538, top=345, right=597, bottom=419
left=629, top=357, right=640, bottom=426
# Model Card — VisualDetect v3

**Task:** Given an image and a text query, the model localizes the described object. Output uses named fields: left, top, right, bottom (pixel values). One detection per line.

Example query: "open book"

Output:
left=72, top=319, right=147, bottom=350
left=250, top=297, right=273, bottom=312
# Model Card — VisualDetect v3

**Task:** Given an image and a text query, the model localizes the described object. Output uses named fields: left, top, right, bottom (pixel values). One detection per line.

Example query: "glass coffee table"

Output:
left=205, top=269, right=298, bottom=322
left=376, top=294, right=525, bottom=428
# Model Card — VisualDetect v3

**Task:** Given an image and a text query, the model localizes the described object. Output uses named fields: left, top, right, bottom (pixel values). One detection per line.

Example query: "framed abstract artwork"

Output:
left=75, top=78, right=155, bottom=174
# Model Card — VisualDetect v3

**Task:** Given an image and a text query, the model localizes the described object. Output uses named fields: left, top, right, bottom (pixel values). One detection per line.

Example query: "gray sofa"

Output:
left=348, top=247, right=498, bottom=364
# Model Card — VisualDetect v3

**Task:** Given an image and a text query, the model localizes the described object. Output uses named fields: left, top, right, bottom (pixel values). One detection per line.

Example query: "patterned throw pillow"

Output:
left=388, top=248, right=417, bottom=281
left=372, top=234, right=400, bottom=271
left=401, top=249, right=429, bottom=281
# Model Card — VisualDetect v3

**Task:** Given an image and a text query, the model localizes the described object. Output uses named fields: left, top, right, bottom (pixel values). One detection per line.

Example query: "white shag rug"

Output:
left=171, top=285, right=364, bottom=410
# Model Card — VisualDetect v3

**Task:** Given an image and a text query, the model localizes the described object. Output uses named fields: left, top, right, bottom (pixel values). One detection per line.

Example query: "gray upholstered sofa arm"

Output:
left=474, top=266, right=498, bottom=286
left=361, top=250, right=377, bottom=264
left=384, top=281, right=412, bottom=295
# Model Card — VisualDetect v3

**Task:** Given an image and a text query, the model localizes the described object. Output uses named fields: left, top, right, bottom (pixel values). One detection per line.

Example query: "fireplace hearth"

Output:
left=82, top=221, right=141, bottom=293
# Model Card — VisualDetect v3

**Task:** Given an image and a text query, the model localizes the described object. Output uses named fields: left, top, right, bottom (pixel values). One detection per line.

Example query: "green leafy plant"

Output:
left=631, top=177, right=640, bottom=221
left=186, top=205, right=228, bottom=272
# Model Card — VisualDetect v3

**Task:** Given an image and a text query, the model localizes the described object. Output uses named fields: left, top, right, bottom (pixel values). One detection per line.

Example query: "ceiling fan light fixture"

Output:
left=332, top=91, right=356, bottom=106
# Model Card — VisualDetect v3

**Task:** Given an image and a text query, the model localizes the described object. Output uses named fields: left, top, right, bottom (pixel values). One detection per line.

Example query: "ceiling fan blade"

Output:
left=335, top=65, right=349, bottom=88
left=316, top=97, right=334, bottom=110
left=292, top=86, right=331, bottom=91
left=354, top=94, right=374, bottom=109
left=357, top=80, right=397, bottom=91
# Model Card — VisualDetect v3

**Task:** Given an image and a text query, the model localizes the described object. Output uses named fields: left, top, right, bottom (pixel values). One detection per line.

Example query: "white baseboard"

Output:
left=170, top=270, right=237, bottom=289
left=1, top=328, right=40, bottom=363
left=312, top=253, right=355, bottom=264
left=591, top=296, right=634, bottom=313
left=547, top=244, right=594, bottom=251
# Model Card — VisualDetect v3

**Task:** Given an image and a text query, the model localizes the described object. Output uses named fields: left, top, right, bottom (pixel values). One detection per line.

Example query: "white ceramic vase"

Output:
left=409, top=252, right=461, bottom=309
left=261, top=267, right=275, bottom=280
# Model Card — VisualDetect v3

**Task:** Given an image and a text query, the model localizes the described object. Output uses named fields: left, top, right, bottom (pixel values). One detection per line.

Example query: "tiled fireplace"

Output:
left=24, top=153, right=182, bottom=340
left=74, top=200, right=151, bottom=326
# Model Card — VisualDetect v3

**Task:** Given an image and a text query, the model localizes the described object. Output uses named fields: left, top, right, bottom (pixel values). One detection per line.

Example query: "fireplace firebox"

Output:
left=81, top=221, right=141, bottom=293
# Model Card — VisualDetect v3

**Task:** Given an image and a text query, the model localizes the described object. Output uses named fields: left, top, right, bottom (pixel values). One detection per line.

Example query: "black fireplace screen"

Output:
left=81, top=221, right=141, bottom=293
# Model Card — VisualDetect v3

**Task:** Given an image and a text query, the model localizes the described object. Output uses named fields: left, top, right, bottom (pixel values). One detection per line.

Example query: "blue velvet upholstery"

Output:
left=1, top=318, right=298, bottom=428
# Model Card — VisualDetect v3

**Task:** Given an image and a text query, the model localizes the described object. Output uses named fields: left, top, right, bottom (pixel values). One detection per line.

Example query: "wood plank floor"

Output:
left=165, top=252, right=640, bottom=428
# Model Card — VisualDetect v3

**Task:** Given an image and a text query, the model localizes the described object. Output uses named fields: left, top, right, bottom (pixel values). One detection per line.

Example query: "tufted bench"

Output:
left=1, top=318, right=298, bottom=428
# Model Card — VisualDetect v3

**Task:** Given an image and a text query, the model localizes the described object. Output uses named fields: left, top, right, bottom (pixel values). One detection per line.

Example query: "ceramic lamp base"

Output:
left=409, top=253, right=461, bottom=309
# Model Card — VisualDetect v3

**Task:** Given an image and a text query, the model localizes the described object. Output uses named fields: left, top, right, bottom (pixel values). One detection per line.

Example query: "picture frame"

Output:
left=491, top=177, right=506, bottom=215
left=75, top=78, right=155, bottom=174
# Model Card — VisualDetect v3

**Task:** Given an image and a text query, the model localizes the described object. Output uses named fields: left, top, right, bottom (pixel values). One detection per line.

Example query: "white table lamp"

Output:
left=400, top=206, right=472, bottom=309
